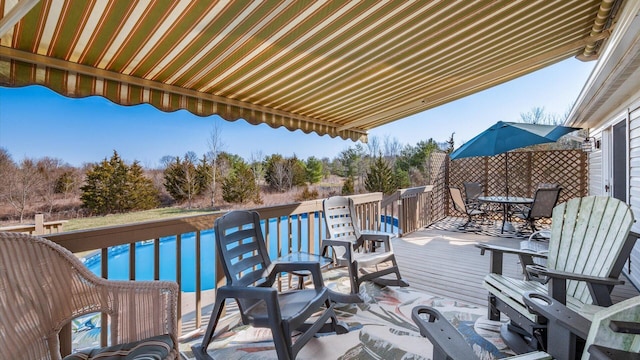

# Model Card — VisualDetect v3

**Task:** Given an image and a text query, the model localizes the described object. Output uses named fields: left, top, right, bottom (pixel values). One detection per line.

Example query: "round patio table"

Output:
left=477, top=196, right=533, bottom=234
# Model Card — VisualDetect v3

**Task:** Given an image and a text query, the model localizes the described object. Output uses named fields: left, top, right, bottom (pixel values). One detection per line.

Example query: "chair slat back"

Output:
left=547, top=196, right=634, bottom=304
left=214, top=211, right=271, bottom=288
left=323, top=196, right=362, bottom=258
left=529, top=187, right=561, bottom=219
left=581, top=295, right=640, bottom=360
left=449, top=187, right=467, bottom=213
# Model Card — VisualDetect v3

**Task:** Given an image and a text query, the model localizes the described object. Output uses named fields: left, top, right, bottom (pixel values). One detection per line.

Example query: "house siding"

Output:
left=585, top=97, right=640, bottom=287
left=587, top=137, right=603, bottom=196
left=566, top=0, right=640, bottom=290
left=628, top=105, right=640, bottom=285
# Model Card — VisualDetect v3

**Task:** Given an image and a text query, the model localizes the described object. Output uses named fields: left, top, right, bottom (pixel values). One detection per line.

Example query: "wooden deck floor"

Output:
left=392, top=226, right=639, bottom=308
left=182, top=225, right=639, bottom=336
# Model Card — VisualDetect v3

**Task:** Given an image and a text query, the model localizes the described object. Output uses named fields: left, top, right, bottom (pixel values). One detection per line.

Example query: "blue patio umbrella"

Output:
left=450, top=121, right=580, bottom=196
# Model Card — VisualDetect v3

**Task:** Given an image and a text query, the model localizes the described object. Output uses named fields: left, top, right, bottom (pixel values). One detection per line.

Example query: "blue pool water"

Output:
left=85, top=213, right=398, bottom=292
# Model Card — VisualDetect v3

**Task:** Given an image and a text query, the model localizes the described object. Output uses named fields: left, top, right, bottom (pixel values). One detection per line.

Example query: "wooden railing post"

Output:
left=35, top=213, right=44, bottom=235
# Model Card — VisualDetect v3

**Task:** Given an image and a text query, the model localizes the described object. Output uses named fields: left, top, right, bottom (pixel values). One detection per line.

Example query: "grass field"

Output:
left=64, top=207, right=217, bottom=231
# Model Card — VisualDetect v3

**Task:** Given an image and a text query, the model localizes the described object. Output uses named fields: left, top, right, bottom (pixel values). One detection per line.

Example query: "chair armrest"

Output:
left=103, top=279, right=179, bottom=344
left=361, top=231, right=392, bottom=252
left=510, top=203, right=529, bottom=215
left=216, top=286, right=283, bottom=324
left=476, top=243, right=547, bottom=275
left=216, top=284, right=278, bottom=301
left=522, top=292, right=590, bottom=340
left=321, top=238, right=353, bottom=262
left=588, top=345, right=640, bottom=360
left=527, top=265, right=625, bottom=285
left=411, top=306, right=479, bottom=360
left=526, top=265, right=623, bottom=306
left=476, top=243, right=547, bottom=257
left=270, top=261, right=325, bottom=289
left=610, top=320, right=640, bottom=334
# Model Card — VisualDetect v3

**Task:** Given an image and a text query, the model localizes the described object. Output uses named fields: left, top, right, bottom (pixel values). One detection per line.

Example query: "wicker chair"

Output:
left=0, top=232, right=179, bottom=360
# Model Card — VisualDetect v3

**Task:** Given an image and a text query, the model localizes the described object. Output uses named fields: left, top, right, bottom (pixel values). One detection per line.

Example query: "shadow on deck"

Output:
left=178, top=217, right=639, bottom=359
left=394, top=217, right=639, bottom=307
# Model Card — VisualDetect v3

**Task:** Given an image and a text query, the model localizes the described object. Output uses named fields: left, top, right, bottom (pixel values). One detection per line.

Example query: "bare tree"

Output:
left=0, top=148, right=16, bottom=207
left=366, top=136, right=381, bottom=160
left=383, top=135, right=403, bottom=158
left=159, top=155, right=174, bottom=169
left=206, top=122, right=225, bottom=207
left=520, top=106, right=551, bottom=125
left=36, top=157, right=65, bottom=214
left=249, top=151, right=265, bottom=186
left=5, top=158, right=45, bottom=222
left=270, top=161, right=291, bottom=192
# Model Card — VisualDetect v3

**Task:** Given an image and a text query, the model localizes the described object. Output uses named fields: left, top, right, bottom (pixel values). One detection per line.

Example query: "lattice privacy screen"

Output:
left=429, top=149, right=588, bottom=223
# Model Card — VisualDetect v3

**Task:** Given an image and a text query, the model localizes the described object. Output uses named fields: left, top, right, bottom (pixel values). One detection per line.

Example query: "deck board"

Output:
left=392, top=227, right=639, bottom=307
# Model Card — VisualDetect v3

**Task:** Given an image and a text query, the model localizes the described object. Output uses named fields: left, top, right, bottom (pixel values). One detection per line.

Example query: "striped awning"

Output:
left=0, top=1, right=621, bottom=142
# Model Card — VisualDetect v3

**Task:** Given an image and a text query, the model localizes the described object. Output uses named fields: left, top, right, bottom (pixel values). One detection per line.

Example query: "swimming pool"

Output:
left=85, top=213, right=398, bottom=292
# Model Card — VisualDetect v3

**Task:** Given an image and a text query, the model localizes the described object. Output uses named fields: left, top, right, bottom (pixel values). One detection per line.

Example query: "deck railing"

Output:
left=0, top=213, right=67, bottom=234
left=40, top=191, right=435, bottom=355
left=381, top=186, right=434, bottom=235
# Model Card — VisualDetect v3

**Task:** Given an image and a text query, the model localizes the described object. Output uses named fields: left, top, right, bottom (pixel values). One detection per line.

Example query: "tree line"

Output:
left=0, top=107, right=579, bottom=222
left=0, top=134, right=451, bottom=221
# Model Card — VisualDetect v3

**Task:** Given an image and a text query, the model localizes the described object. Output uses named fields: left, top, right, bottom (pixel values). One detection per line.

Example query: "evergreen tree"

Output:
left=196, top=155, right=213, bottom=199
left=265, top=154, right=306, bottom=191
left=128, top=161, right=160, bottom=210
left=395, top=139, right=439, bottom=186
left=445, top=132, right=455, bottom=154
left=394, top=168, right=411, bottom=189
left=305, top=157, right=324, bottom=184
left=163, top=157, right=188, bottom=202
left=222, top=160, right=260, bottom=204
left=54, top=171, right=75, bottom=195
left=290, top=157, right=307, bottom=186
left=81, top=151, right=159, bottom=214
left=342, top=176, right=355, bottom=195
left=163, top=153, right=202, bottom=207
left=364, top=155, right=396, bottom=195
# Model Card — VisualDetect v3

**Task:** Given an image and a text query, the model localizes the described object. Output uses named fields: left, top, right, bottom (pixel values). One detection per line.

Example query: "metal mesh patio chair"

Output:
left=0, top=232, right=179, bottom=360
left=194, top=211, right=347, bottom=360
left=449, top=187, right=486, bottom=229
left=463, top=182, right=484, bottom=209
left=514, top=187, right=562, bottom=233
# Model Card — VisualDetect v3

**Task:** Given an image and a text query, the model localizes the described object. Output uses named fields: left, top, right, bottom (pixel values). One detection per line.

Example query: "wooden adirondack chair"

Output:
left=476, top=196, right=636, bottom=353
left=412, top=292, right=640, bottom=360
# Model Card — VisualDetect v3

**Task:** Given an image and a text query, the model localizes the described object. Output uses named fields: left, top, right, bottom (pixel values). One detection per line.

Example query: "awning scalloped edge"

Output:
left=0, top=53, right=367, bottom=143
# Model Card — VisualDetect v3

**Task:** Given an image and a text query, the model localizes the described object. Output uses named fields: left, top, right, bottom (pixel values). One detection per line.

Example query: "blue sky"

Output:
left=0, top=57, right=594, bottom=168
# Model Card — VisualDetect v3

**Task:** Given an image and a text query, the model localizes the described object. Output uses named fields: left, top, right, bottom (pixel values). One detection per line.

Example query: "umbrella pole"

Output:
left=505, top=152, right=508, bottom=197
